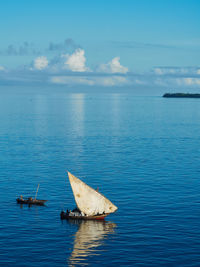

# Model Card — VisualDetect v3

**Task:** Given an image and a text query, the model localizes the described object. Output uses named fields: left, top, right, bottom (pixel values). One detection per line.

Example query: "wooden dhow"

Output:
left=16, top=184, right=47, bottom=206
left=60, top=172, right=118, bottom=220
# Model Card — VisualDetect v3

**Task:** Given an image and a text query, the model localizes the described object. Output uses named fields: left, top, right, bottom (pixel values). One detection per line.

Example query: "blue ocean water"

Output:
left=0, top=90, right=200, bottom=266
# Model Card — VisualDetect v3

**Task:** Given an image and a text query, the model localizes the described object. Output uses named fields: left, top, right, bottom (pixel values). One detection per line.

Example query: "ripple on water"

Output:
left=0, top=93, right=200, bottom=266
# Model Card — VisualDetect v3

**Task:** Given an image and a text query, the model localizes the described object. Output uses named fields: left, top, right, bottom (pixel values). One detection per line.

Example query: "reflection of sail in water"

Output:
left=68, top=220, right=116, bottom=266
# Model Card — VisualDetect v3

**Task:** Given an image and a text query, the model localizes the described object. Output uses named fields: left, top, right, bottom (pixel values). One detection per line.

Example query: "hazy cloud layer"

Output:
left=1, top=67, right=200, bottom=88
left=0, top=38, right=80, bottom=56
left=111, top=41, right=177, bottom=50
left=176, top=78, right=200, bottom=86
left=0, top=66, right=6, bottom=71
left=47, top=38, right=80, bottom=52
left=50, top=75, right=129, bottom=87
left=0, top=42, right=40, bottom=56
left=153, top=67, right=200, bottom=76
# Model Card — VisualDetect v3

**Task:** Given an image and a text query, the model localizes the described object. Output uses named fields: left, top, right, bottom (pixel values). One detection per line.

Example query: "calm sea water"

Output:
left=0, top=90, right=200, bottom=266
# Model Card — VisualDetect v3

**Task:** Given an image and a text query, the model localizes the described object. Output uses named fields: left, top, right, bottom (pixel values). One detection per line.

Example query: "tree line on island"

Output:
left=163, top=93, right=200, bottom=98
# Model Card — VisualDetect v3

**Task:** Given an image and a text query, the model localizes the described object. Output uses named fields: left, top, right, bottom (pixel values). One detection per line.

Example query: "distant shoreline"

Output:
left=163, top=93, right=200, bottom=98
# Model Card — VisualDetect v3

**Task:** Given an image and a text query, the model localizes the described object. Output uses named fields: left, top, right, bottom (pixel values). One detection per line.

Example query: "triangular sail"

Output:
left=68, top=172, right=118, bottom=216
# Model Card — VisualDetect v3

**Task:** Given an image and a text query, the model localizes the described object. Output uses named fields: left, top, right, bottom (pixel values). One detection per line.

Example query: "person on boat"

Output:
left=61, top=210, right=65, bottom=217
left=20, top=195, right=23, bottom=200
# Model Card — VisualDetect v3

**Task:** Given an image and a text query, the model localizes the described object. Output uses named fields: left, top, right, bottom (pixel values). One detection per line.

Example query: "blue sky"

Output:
left=0, top=0, right=200, bottom=90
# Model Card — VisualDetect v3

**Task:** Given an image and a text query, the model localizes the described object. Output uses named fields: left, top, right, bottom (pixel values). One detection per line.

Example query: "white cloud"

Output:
left=154, top=68, right=164, bottom=75
left=98, top=57, right=128, bottom=74
left=176, top=78, right=200, bottom=86
left=0, top=66, right=5, bottom=71
left=34, top=56, right=48, bottom=70
left=197, top=69, right=200, bottom=75
left=62, top=48, right=88, bottom=72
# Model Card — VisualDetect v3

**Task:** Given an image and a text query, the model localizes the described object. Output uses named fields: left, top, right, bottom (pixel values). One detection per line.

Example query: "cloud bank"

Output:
left=0, top=43, right=200, bottom=90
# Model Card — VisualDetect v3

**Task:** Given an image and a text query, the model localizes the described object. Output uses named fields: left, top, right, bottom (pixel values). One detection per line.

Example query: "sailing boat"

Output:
left=60, top=172, right=118, bottom=220
left=16, top=184, right=47, bottom=206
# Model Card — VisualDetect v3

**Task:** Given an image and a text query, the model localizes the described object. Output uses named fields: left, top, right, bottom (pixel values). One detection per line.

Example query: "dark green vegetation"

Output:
left=163, top=93, right=200, bottom=98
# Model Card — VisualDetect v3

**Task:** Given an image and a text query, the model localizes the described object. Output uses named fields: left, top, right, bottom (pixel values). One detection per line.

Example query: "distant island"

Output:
left=163, top=93, right=200, bottom=98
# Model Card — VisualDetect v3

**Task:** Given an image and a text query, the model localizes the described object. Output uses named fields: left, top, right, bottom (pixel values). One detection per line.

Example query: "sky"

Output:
left=0, top=0, right=200, bottom=91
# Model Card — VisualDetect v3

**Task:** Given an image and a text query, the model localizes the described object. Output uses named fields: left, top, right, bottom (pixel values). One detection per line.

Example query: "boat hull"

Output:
left=60, top=211, right=107, bottom=220
left=16, top=198, right=47, bottom=206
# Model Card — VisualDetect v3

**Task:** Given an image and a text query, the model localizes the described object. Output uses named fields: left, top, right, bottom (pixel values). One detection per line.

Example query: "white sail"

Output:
left=68, top=172, right=118, bottom=216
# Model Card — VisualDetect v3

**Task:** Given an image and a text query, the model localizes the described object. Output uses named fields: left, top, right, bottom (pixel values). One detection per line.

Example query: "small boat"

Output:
left=60, top=172, right=118, bottom=220
left=16, top=198, right=47, bottom=206
left=16, top=184, right=47, bottom=206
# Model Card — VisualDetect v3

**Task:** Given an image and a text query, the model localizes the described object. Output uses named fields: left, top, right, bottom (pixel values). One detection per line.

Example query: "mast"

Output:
left=34, top=184, right=40, bottom=200
left=68, top=172, right=118, bottom=216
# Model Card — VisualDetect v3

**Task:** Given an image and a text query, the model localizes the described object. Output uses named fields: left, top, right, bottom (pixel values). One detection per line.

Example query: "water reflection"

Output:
left=69, top=94, right=85, bottom=136
left=67, top=220, right=116, bottom=266
left=111, top=94, right=121, bottom=127
left=34, top=94, right=48, bottom=136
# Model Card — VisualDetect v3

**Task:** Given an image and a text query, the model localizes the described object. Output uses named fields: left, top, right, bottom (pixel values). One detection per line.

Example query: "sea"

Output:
left=0, top=89, right=200, bottom=266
